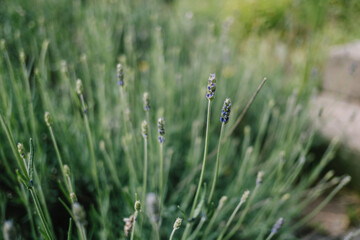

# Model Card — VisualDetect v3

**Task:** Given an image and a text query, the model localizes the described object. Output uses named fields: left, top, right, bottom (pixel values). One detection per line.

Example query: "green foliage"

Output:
left=0, top=0, right=352, bottom=239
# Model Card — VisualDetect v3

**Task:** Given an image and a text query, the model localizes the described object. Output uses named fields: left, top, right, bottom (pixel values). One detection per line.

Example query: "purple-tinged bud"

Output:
left=117, top=63, right=124, bottom=87
left=158, top=118, right=165, bottom=143
left=206, top=73, right=216, bottom=100
left=271, top=217, right=284, bottom=234
left=220, top=98, right=231, bottom=124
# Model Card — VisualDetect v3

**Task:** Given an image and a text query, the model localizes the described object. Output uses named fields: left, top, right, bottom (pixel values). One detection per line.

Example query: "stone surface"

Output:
left=311, top=93, right=360, bottom=153
left=323, top=41, right=360, bottom=100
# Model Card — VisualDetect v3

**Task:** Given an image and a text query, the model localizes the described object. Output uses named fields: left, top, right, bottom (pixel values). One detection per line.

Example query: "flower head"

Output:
left=271, top=217, right=284, bottom=234
left=158, top=117, right=165, bottom=143
left=220, top=98, right=231, bottom=124
left=76, top=79, right=83, bottom=95
left=72, top=202, right=86, bottom=226
left=117, top=63, right=124, bottom=87
left=206, top=73, right=216, bottom=100
left=142, top=120, right=149, bottom=139
left=17, top=143, right=25, bottom=159
left=44, top=112, right=52, bottom=127
left=173, top=218, right=182, bottom=230
left=143, top=92, right=150, bottom=111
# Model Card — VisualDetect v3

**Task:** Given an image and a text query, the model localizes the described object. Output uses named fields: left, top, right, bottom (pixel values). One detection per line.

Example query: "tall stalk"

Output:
left=182, top=100, right=212, bottom=240
left=208, top=123, right=224, bottom=205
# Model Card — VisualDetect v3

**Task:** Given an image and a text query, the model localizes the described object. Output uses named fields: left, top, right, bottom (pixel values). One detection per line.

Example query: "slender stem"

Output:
left=48, top=126, right=70, bottom=192
left=265, top=232, right=275, bottom=240
left=208, top=78, right=267, bottom=160
left=30, top=188, right=54, bottom=240
left=159, top=142, right=164, bottom=212
left=142, top=138, right=148, bottom=204
left=182, top=100, right=212, bottom=240
left=202, top=200, right=223, bottom=240
left=79, top=225, right=87, bottom=240
left=130, top=212, right=138, bottom=240
left=208, top=123, right=225, bottom=205
left=80, top=94, right=99, bottom=192
left=217, top=199, right=246, bottom=240
left=169, top=228, right=177, bottom=240
left=224, top=185, right=260, bottom=240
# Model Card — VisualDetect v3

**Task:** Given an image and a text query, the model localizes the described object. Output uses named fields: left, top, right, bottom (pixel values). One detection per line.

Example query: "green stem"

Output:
left=159, top=142, right=164, bottom=212
left=224, top=185, right=260, bottom=240
left=182, top=100, right=212, bottom=240
left=217, top=197, right=247, bottom=240
left=265, top=232, right=275, bottom=240
left=30, top=188, right=54, bottom=240
left=169, top=228, right=177, bottom=240
left=80, top=94, right=99, bottom=192
left=208, top=123, right=225, bottom=205
left=48, top=126, right=70, bottom=192
left=142, top=138, right=148, bottom=204
left=130, top=212, right=138, bottom=240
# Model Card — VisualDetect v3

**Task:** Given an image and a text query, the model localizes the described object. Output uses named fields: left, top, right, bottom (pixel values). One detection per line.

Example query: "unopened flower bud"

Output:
left=44, top=112, right=52, bottom=127
left=134, top=200, right=141, bottom=212
left=220, top=98, right=232, bottom=124
left=218, top=196, right=228, bottom=209
left=76, top=79, right=83, bottom=95
left=271, top=217, right=284, bottom=234
left=143, top=92, right=150, bottom=111
left=63, top=165, right=70, bottom=177
left=117, top=63, right=124, bottom=86
left=241, top=190, right=250, bottom=203
left=158, top=118, right=165, bottom=143
left=70, top=193, right=78, bottom=203
left=17, top=143, right=25, bottom=158
left=142, top=120, right=149, bottom=139
left=173, top=218, right=182, bottom=230
left=256, top=171, right=264, bottom=185
left=72, top=202, right=86, bottom=225
left=206, top=73, right=216, bottom=100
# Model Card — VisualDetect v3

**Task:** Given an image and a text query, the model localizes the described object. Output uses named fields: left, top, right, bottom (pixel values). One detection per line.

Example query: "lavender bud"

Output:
left=158, top=117, right=165, bottom=143
left=218, top=196, right=228, bottom=209
left=63, top=165, right=70, bottom=177
left=173, top=218, right=182, bottom=230
left=206, top=73, right=216, bottom=100
left=76, top=79, right=83, bottom=95
left=70, top=193, right=78, bottom=203
left=271, top=217, right=284, bottom=234
left=220, top=98, right=231, bottom=124
left=72, top=202, right=86, bottom=225
left=143, top=92, right=150, bottom=111
left=44, top=112, right=52, bottom=127
left=117, top=63, right=124, bottom=86
left=17, top=143, right=25, bottom=158
left=241, top=190, right=250, bottom=203
left=134, top=200, right=141, bottom=212
left=256, top=171, right=264, bottom=185
left=142, top=120, right=149, bottom=139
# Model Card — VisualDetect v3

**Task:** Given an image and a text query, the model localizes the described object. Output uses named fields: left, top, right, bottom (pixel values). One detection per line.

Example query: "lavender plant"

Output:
left=0, top=0, right=354, bottom=239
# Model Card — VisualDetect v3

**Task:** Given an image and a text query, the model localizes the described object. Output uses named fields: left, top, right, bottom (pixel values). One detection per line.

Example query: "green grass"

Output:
left=0, top=0, right=354, bottom=239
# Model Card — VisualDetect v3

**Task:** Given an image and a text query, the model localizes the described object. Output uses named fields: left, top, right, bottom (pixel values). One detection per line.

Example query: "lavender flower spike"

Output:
left=117, top=63, right=124, bottom=86
left=271, top=217, right=284, bottom=234
left=143, top=92, right=150, bottom=111
left=206, top=73, right=216, bottom=100
left=158, top=118, right=165, bottom=143
left=220, top=98, right=231, bottom=124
